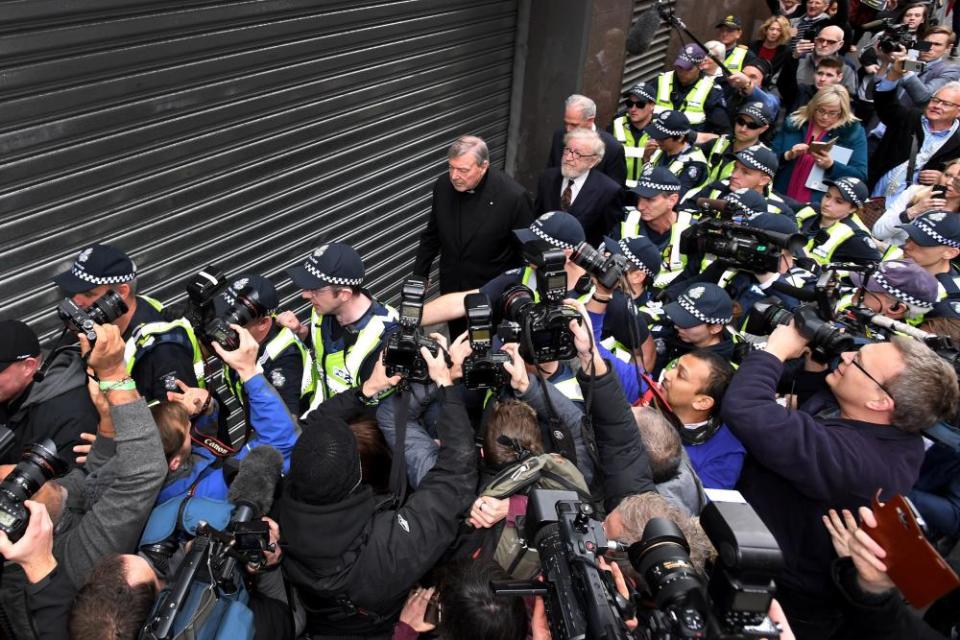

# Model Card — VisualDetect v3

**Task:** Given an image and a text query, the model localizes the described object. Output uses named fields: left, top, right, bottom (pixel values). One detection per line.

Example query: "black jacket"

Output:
left=871, top=83, right=960, bottom=188
left=125, top=297, right=200, bottom=402
left=546, top=127, right=627, bottom=188
left=413, top=167, right=534, bottom=294
left=25, top=566, right=74, bottom=640
left=534, top=168, right=623, bottom=247
left=747, top=40, right=789, bottom=79
left=274, top=385, right=477, bottom=637
left=0, top=348, right=97, bottom=469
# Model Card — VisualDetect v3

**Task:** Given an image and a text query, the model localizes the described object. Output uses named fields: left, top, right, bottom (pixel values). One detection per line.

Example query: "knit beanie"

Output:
left=289, top=417, right=362, bottom=505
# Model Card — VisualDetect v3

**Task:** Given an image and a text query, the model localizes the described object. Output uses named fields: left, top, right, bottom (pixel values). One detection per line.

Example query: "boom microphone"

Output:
left=860, top=18, right=889, bottom=31
left=626, top=7, right=662, bottom=55
left=227, top=445, right=284, bottom=523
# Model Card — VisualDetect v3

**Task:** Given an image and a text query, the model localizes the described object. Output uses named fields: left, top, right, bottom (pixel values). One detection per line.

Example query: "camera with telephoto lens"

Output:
left=182, top=267, right=269, bottom=351
left=57, top=290, right=129, bottom=344
left=383, top=276, right=446, bottom=383
left=745, top=302, right=857, bottom=364
left=0, top=439, right=67, bottom=543
left=629, top=493, right=784, bottom=639
left=679, top=219, right=806, bottom=275
left=570, top=241, right=629, bottom=290
left=461, top=293, right=511, bottom=390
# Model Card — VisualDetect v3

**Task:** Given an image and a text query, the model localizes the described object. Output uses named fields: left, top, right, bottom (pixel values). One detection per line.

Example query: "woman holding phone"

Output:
left=772, top=85, right=868, bottom=205
left=873, top=158, right=960, bottom=245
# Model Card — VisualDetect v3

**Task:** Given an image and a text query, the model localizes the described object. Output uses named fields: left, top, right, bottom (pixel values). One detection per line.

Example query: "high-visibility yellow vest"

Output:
left=612, top=114, right=652, bottom=189
left=223, top=325, right=315, bottom=407
left=655, top=71, right=716, bottom=125
left=724, top=46, right=749, bottom=74
left=124, top=296, right=207, bottom=389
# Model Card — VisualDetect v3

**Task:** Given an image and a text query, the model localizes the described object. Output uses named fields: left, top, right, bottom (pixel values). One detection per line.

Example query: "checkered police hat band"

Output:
left=915, top=219, right=960, bottom=248
left=737, top=151, right=774, bottom=177
left=678, top=296, right=732, bottom=325
left=71, top=264, right=135, bottom=286
left=618, top=239, right=654, bottom=278
left=833, top=181, right=863, bottom=206
left=636, top=177, right=681, bottom=193
left=741, top=106, right=767, bottom=124
left=530, top=224, right=574, bottom=249
left=873, top=272, right=934, bottom=310
left=653, top=121, right=687, bottom=137
left=726, top=193, right=759, bottom=215
left=303, top=261, right=363, bottom=286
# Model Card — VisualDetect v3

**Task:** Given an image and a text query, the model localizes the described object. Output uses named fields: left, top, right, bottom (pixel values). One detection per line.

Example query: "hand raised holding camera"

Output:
left=212, top=324, right=260, bottom=381
left=421, top=333, right=453, bottom=388
left=79, top=323, right=127, bottom=379
left=501, top=342, right=530, bottom=394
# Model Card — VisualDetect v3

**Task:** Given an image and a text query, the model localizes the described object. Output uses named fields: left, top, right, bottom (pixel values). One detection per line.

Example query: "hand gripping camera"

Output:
left=0, top=439, right=67, bottom=542
left=182, top=266, right=268, bottom=351
left=570, top=241, right=629, bottom=290
left=383, top=276, right=447, bottom=383
left=461, top=293, right=511, bottom=390
left=57, top=290, right=128, bottom=344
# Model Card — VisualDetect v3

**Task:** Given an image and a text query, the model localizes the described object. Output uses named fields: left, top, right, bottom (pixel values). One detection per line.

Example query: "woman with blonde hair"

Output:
left=772, top=84, right=867, bottom=205
left=748, top=15, right=792, bottom=78
left=873, top=158, right=960, bottom=245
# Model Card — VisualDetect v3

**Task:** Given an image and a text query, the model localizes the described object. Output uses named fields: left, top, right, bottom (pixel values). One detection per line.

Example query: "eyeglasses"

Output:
left=849, top=352, right=892, bottom=398
left=562, top=147, right=596, bottom=160
left=815, top=107, right=842, bottom=118
left=627, top=99, right=650, bottom=109
left=735, top=117, right=765, bottom=130
left=930, top=96, right=960, bottom=109
left=814, top=37, right=841, bottom=45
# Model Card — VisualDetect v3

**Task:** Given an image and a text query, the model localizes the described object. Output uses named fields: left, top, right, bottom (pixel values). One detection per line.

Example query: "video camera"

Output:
left=461, top=293, right=511, bottom=390
left=0, top=438, right=67, bottom=543
left=499, top=246, right=582, bottom=364
left=57, top=290, right=128, bottom=344
left=182, top=266, right=269, bottom=351
left=630, top=493, right=783, bottom=639
left=382, top=276, right=447, bottom=383
left=570, top=241, right=629, bottom=290
left=679, top=218, right=806, bottom=275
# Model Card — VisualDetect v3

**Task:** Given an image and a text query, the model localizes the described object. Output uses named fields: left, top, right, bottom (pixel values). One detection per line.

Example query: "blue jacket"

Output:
left=720, top=350, right=925, bottom=600
left=588, top=310, right=648, bottom=404
left=683, top=424, right=745, bottom=490
left=771, top=119, right=867, bottom=205
left=156, top=374, right=299, bottom=503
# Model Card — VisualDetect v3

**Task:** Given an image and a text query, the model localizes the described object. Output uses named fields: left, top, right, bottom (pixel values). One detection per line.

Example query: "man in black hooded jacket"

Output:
left=273, top=348, right=477, bottom=638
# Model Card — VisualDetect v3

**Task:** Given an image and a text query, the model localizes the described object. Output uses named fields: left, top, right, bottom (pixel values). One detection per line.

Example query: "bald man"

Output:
left=784, top=25, right=858, bottom=98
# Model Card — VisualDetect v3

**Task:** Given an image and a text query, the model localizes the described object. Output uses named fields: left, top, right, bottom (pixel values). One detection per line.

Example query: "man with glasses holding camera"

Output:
left=52, top=243, right=203, bottom=402
left=608, top=83, right=657, bottom=190
left=786, top=25, right=858, bottom=98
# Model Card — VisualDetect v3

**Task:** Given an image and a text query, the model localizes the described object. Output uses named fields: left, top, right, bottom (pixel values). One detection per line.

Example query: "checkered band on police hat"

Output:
left=735, top=145, right=777, bottom=177
left=69, top=245, right=136, bottom=286
left=69, top=264, right=136, bottom=286
left=872, top=271, right=936, bottom=310
left=650, top=115, right=688, bottom=137
left=626, top=83, right=656, bottom=103
left=738, top=102, right=770, bottom=126
left=724, top=189, right=765, bottom=217
left=676, top=293, right=733, bottom=325
left=302, top=259, right=363, bottom=286
left=618, top=238, right=655, bottom=278
left=529, top=222, right=574, bottom=249
left=634, top=175, right=681, bottom=194
left=912, top=215, right=960, bottom=248
left=825, top=178, right=866, bottom=208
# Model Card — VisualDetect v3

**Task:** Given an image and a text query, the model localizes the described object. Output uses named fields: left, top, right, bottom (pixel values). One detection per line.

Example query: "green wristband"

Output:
left=99, top=377, right=137, bottom=392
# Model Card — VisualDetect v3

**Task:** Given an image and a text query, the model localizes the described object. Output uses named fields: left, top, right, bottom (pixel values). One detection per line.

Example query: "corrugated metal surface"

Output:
left=0, top=0, right=519, bottom=339
left=621, top=0, right=675, bottom=92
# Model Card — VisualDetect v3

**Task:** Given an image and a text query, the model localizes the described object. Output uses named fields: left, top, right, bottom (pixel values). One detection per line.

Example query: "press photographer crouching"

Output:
left=720, top=319, right=960, bottom=639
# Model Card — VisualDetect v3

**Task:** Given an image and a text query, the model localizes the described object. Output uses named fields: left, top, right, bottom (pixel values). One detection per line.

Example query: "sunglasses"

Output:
left=735, top=117, right=765, bottom=130
left=627, top=99, right=651, bottom=108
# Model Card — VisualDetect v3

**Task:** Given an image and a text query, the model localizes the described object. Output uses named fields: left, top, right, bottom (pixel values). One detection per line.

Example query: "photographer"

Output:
left=216, top=273, right=312, bottom=417
left=152, top=324, right=298, bottom=504
left=891, top=26, right=960, bottom=109
left=52, top=243, right=203, bottom=401
left=0, top=319, right=97, bottom=468
left=795, top=176, right=882, bottom=266
left=274, top=338, right=478, bottom=637
left=280, top=241, right=398, bottom=412
left=720, top=321, right=959, bottom=639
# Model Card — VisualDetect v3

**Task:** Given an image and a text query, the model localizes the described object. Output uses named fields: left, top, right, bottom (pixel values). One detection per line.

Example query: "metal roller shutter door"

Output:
left=621, top=0, right=675, bottom=92
left=0, top=0, right=519, bottom=339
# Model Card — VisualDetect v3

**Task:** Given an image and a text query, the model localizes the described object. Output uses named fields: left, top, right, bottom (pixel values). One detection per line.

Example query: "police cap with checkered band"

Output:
left=513, top=211, right=585, bottom=250
left=823, top=177, right=869, bottom=208
left=630, top=166, right=682, bottom=199
left=899, top=211, right=960, bottom=249
left=213, top=273, right=281, bottom=317
left=644, top=110, right=692, bottom=141
left=602, top=235, right=662, bottom=278
left=287, top=242, right=365, bottom=290
left=734, top=145, right=778, bottom=178
left=664, top=282, right=734, bottom=329
left=848, top=259, right=939, bottom=311
left=53, top=243, right=137, bottom=295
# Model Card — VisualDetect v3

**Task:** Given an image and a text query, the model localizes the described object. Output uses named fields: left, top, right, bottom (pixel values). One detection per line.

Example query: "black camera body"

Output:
left=571, top=241, right=628, bottom=290
left=878, top=20, right=917, bottom=53
left=57, top=290, right=129, bottom=343
left=182, top=266, right=268, bottom=351
left=461, top=293, right=511, bottom=390
left=383, top=276, right=445, bottom=383
left=0, top=439, right=67, bottom=542
left=501, top=285, right=580, bottom=364
left=746, top=301, right=856, bottom=363
left=679, top=219, right=806, bottom=275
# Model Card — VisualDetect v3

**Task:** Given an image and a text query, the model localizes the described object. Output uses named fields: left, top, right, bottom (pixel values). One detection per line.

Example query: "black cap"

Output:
left=823, top=177, right=869, bottom=208
left=287, top=242, right=365, bottom=290
left=52, top=243, right=137, bottom=295
left=716, top=15, right=742, bottom=28
left=214, top=274, right=281, bottom=317
left=0, top=320, right=41, bottom=374
left=734, top=145, right=779, bottom=178
left=664, top=283, right=734, bottom=329
left=644, top=110, right=692, bottom=140
left=514, top=211, right=585, bottom=249
left=900, top=211, right=960, bottom=248
left=737, top=101, right=772, bottom=126
left=724, top=188, right=769, bottom=220
left=602, top=235, right=662, bottom=278
left=625, top=83, right=657, bottom=103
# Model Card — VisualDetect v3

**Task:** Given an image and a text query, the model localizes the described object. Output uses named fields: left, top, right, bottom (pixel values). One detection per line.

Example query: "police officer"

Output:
left=656, top=282, right=739, bottom=376
left=899, top=212, right=960, bottom=301
left=654, top=44, right=730, bottom=138
left=795, top=177, right=882, bottom=266
left=216, top=274, right=314, bottom=417
left=644, top=111, right=710, bottom=195
left=616, top=167, right=693, bottom=290
left=279, top=242, right=398, bottom=411
left=684, top=144, right=795, bottom=217
left=715, top=15, right=750, bottom=74
left=847, top=259, right=939, bottom=326
left=52, top=243, right=203, bottom=401
left=702, top=102, right=772, bottom=184
left=609, top=83, right=657, bottom=189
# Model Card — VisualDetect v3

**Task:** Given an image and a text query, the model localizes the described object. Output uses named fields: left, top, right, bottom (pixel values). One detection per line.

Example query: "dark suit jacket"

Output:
left=546, top=127, right=627, bottom=188
left=413, top=167, right=535, bottom=293
left=871, top=84, right=960, bottom=188
left=534, top=168, right=623, bottom=247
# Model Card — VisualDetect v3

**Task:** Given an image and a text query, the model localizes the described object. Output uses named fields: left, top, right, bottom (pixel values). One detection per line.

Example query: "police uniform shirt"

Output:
left=799, top=212, right=882, bottom=265
left=602, top=289, right=652, bottom=354
left=313, top=297, right=398, bottom=390
left=936, top=269, right=960, bottom=300
left=125, top=296, right=200, bottom=401
left=653, top=147, right=708, bottom=194
left=229, top=320, right=305, bottom=417
left=669, top=75, right=730, bottom=134
left=701, top=136, right=740, bottom=183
